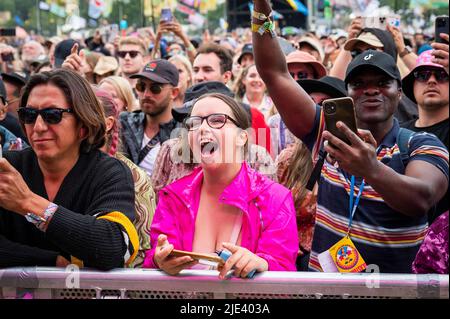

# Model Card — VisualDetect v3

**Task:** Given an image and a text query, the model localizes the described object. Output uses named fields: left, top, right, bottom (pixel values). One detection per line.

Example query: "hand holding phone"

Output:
left=160, top=8, right=173, bottom=23
left=435, top=16, right=449, bottom=44
left=323, top=97, right=358, bottom=145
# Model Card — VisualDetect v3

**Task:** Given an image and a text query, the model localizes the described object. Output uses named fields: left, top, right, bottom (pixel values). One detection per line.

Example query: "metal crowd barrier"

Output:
left=0, top=267, right=448, bottom=299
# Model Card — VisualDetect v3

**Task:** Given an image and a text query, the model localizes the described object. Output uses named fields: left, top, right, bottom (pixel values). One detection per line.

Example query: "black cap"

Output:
left=54, top=39, right=82, bottom=68
left=130, top=59, right=179, bottom=86
left=345, top=50, right=401, bottom=86
left=237, top=43, right=254, bottom=65
left=297, top=76, right=347, bottom=98
left=0, top=71, right=28, bottom=87
left=0, top=77, right=6, bottom=104
left=171, top=81, right=234, bottom=122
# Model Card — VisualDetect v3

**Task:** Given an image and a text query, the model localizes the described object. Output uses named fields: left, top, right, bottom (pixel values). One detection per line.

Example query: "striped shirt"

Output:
left=303, top=106, right=449, bottom=273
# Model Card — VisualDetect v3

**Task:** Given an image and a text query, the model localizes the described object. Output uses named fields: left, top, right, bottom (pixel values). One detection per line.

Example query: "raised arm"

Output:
left=252, top=0, right=316, bottom=139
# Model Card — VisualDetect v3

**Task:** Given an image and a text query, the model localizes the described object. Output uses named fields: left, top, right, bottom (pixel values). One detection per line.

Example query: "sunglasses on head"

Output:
left=289, top=71, right=312, bottom=80
left=135, top=82, right=164, bottom=94
left=18, top=107, right=74, bottom=125
left=413, top=69, right=449, bottom=83
left=117, top=50, right=141, bottom=59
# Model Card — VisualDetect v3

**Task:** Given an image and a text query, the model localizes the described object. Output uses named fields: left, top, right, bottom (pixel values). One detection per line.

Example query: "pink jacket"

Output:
left=143, top=162, right=299, bottom=271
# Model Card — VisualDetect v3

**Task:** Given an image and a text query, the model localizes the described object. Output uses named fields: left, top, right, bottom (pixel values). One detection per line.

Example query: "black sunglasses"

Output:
left=289, top=71, right=311, bottom=80
left=184, top=113, right=240, bottom=131
left=413, top=69, right=449, bottom=83
left=135, top=82, right=164, bottom=94
left=117, top=50, right=141, bottom=59
left=18, top=107, right=74, bottom=124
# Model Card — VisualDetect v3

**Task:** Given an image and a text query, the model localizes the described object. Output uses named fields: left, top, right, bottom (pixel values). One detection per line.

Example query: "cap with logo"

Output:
left=237, top=43, right=254, bottom=65
left=345, top=50, right=401, bottom=85
left=171, top=81, right=234, bottom=122
left=402, top=50, right=448, bottom=104
left=130, top=59, right=179, bottom=87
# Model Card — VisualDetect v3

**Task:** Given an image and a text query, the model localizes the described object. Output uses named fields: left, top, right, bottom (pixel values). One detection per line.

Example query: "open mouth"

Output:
left=200, top=140, right=219, bottom=157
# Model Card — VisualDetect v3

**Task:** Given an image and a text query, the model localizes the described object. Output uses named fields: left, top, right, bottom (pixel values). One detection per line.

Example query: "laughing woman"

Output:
left=143, top=93, right=298, bottom=278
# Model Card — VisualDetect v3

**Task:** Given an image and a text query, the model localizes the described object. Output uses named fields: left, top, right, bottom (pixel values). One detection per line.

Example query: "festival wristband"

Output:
left=252, top=10, right=272, bottom=21
left=25, top=202, right=58, bottom=232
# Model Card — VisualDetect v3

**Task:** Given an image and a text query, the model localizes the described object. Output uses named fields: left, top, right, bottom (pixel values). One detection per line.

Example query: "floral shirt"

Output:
left=412, top=211, right=449, bottom=274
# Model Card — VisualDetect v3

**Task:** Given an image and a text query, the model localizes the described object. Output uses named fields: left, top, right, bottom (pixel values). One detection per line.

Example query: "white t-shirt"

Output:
left=139, top=133, right=161, bottom=176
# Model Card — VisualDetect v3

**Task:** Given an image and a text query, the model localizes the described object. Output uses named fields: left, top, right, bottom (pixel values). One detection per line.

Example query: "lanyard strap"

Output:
left=347, top=175, right=365, bottom=234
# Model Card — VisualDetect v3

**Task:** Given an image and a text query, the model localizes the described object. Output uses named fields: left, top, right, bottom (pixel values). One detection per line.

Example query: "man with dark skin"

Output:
left=252, top=0, right=448, bottom=273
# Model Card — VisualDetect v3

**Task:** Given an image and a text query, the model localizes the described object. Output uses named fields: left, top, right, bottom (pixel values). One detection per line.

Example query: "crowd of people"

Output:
left=0, top=2, right=448, bottom=278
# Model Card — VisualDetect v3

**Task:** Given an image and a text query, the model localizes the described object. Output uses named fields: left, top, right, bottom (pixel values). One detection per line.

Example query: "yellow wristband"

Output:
left=252, top=23, right=263, bottom=33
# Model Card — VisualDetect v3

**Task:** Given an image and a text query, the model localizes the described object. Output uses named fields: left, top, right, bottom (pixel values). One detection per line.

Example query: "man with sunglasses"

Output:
left=117, top=37, right=149, bottom=92
left=253, top=0, right=448, bottom=273
left=119, top=59, right=180, bottom=176
left=402, top=46, right=449, bottom=224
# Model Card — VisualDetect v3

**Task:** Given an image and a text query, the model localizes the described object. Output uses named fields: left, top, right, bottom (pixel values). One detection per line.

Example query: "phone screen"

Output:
left=161, top=8, right=173, bottom=23
left=1, top=52, right=14, bottom=62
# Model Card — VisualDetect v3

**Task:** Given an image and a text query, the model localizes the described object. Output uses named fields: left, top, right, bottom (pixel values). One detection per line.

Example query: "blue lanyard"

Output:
left=347, top=145, right=382, bottom=234
left=347, top=175, right=365, bottom=234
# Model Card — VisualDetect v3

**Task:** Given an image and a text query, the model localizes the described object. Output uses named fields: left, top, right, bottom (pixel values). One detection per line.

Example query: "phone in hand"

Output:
left=160, top=8, right=173, bottom=23
left=362, top=16, right=400, bottom=30
left=169, top=249, right=225, bottom=267
left=0, top=28, right=16, bottom=37
left=323, top=97, right=358, bottom=145
left=1, top=52, right=14, bottom=62
left=435, top=16, right=449, bottom=44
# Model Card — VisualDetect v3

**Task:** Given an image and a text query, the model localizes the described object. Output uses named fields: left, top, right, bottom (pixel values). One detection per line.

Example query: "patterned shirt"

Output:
left=303, top=106, right=449, bottom=273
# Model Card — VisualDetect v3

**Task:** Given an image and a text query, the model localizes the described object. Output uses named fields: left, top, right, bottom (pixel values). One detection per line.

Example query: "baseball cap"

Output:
left=171, top=81, right=234, bottom=122
left=94, top=56, right=119, bottom=75
left=344, top=32, right=384, bottom=51
left=237, top=43, right=254, bottom=65
left=54, top=39, right=83, bottom=68
left=0, top=77, right=6, bottom=104
left=345, top=50, right=401, bottom=86
left=402, top=50, right=447, bottom=103
left=298, top=36, right=325, bottom=62
left=0, top=71, right=28, bottom=87
left=286, top=51, right=327, bottom=78
left=297, top=76, right=347, bottom=98
left=130, top=59, right=179, bottom=86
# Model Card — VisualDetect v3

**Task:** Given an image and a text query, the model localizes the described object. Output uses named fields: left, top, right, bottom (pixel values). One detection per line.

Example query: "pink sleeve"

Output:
left=255, top=192, right=299, bottom=271
left=142, top=190, right=181, bottom=268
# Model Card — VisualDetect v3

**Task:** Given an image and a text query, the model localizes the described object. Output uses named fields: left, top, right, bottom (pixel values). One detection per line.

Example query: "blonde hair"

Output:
left=119, top=37, right=147, bottom=55
left=168, top=55, right=193, bottom=88
left=98, top=76, right=137, bottom=112
left=233, top=64, right=254, bottom=101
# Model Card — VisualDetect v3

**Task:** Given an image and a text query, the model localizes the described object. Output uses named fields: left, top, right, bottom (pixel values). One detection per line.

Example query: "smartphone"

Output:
left=0, top=28, right=16, bottom=37
left=362, top=16, right=400, bottom=30
left=1, top=52, right=14, bottom=62
left=435, top=16, right=449, bottom=43
left=323, top=97, right=358, bottom=145
left=160, top=8, right=173, bottom=23
left=169, top=249, right=225, bottom=266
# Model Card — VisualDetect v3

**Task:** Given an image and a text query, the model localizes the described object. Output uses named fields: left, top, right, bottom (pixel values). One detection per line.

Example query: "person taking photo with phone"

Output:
left=252, top=0, right=448, bottom=273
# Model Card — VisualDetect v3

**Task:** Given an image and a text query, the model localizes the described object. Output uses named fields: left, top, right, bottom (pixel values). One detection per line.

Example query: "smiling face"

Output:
left=347, top=68, right=401, bottom=125
left=188, top=96, right=248, bottom=168
left=242, top=65, right=266, bottom=96
left=24, top=84, right=82, bottom=163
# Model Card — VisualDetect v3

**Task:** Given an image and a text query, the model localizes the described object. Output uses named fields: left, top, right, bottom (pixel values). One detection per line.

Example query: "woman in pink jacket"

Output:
left=143, top=93, right=299, bottom=279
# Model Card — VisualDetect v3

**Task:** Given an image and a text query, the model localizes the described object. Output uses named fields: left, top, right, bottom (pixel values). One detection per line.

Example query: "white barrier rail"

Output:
left=0, top=267, right=448, bottom=299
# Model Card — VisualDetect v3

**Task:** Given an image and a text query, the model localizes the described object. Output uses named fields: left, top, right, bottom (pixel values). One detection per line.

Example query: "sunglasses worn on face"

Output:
left=18, top=107, right=74, bottom=124
left=413, top=69, right=449, bottom=83
left=117, top=50, right=141, bottom=59
left=184, top=113, right=240, bottom=131
left=290, top=71, right=311, bottom=80
left=135, top=82, right=164, bottom=94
